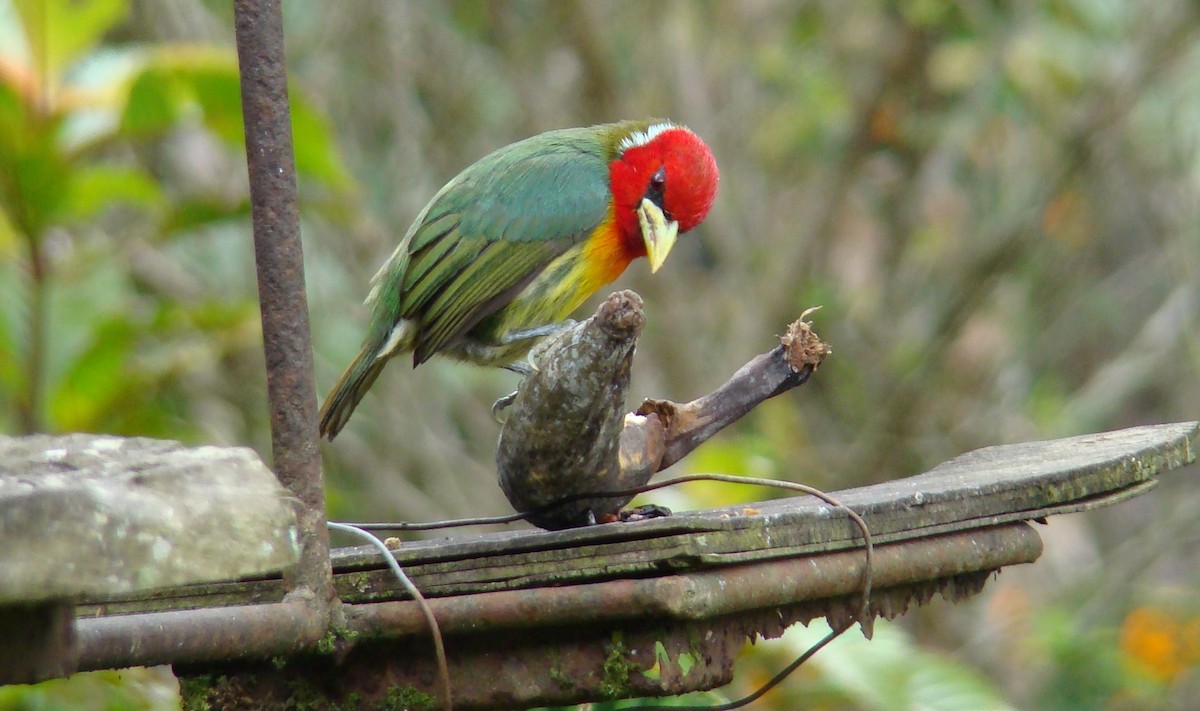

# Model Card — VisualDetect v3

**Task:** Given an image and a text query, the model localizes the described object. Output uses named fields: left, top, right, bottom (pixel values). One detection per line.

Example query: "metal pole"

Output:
left=75, top=602, right=325, bottom=670
left=233, top=0, right=332, bottom=605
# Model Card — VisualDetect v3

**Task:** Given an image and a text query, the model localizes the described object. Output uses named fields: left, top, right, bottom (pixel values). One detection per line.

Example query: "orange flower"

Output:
left=1119, top=607, right=1198, bottom=684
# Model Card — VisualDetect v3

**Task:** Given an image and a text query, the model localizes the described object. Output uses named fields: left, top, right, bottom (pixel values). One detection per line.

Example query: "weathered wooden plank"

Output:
left=339, top=422, right=1195, bottom=565
left=78, top=421, right=1196, bottom=614
left=329, top=422, right=1196, bottom=597
left=76, top=422, right=1195, bottom=709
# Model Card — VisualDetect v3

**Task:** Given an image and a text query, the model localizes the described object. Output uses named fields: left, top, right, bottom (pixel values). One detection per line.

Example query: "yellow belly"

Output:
left=459, top=217, right=634, bottom=365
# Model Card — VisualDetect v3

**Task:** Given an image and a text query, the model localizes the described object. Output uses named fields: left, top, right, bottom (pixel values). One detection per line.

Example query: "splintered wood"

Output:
left=781, top=306, right=832, bottom=372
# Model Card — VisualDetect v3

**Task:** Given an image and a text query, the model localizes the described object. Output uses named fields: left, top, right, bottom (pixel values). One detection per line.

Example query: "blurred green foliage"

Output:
left=0, top=0, right=349, bottom=443
left=0, top=668, right=178, bottom=711
left=3, top=0, right=1200, bottom=709
left=763, top=620, right=1018, bottom=711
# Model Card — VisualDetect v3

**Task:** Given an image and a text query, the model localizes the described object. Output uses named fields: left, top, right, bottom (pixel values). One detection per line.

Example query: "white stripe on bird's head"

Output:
left=618, top=122, right=680, bottom=154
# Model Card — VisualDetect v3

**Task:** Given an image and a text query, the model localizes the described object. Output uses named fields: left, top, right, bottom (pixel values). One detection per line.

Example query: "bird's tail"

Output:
left=318, top=349, right=388, bottom=441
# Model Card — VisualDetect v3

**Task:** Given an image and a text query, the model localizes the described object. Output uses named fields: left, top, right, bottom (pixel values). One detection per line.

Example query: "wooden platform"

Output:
left=58, top=421, right=1198, bottom=709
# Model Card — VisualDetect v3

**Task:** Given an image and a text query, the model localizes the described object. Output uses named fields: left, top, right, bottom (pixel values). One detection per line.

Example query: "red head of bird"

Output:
left=609, top=123, right=720, bottom=272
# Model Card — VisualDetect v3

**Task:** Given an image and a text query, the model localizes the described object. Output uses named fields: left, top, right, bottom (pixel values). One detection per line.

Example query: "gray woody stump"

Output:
left=497, top=291, right=829, bottom=529
left=0, top=434, right=298, bottom=683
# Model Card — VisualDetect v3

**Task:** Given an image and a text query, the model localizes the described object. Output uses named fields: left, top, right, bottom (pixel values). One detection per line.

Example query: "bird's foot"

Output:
left=598, top=504, right=672, bottom=524
left=618, top=504, right=673, bottom=523
left=492, top=320, right=581, bottom=421
left=492, top=390, right=519, bottom=423
left=527, top=321, right=578, bottom=370
left=503, top=362, right=533, bottom=377
left=494, top=320, right=577, bottom=374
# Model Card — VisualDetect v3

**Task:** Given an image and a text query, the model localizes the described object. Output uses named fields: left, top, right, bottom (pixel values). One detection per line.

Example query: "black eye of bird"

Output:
left=645, top=166, right=667, bottom=209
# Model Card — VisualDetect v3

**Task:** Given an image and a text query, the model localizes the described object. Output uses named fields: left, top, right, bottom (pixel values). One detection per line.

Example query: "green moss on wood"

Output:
left=179, top=674, right=216, bottom=711
left=383, top=685, right=439, bottom=711
left=179, top=670, right=371, bottom=711
left=316, top=625, right=360, bottom=655
left=599, top=632, right=640, bottom=698
left=549, top=664, right=575, bottom=691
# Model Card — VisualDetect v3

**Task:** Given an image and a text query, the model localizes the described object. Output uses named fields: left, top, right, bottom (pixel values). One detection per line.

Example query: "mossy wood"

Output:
left=118, top=421, right=1195, bottom=711
left=80, top=421, right=1197, bottom=616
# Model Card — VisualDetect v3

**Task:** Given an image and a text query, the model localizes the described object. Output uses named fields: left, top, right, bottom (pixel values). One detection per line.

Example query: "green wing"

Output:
left=367, top=127, right=615, bottom=365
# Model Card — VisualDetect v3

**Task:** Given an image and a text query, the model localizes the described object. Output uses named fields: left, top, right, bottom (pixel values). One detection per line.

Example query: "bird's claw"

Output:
left=492, top=390, right=519, bottom=423
left=523, top=351, right=544, bottom=374
left=619, top=504, right=673, bottom=522
left=526, top=319, right=576, bottom=370
left=503, top=362, right=533, bottom=377
left=597, top=505, right=672, bottom=525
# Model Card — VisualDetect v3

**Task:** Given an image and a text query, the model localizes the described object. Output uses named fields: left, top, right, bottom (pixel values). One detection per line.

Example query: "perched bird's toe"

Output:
left=492, top=390, right=519, bottom=423
left=619, top=504, right=673, bottom=522
left=503, top=362, right=533, bottom=377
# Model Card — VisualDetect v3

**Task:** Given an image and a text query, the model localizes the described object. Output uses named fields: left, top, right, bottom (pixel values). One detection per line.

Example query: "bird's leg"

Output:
left=497, top=320, right=577, bottom=345
left=523, top=319, right=580, bottom=372
left=488, top=321, right=580, bottom=422
left=492, top=361, right=533, bottom=422
left=460, top=320, right=576, bottom=375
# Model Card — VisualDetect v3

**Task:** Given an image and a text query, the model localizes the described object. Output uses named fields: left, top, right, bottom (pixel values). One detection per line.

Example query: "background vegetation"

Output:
left=2, top=0, right=1198, bottom=709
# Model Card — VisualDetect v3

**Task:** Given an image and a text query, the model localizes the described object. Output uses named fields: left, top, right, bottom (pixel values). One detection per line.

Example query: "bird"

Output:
left=318, top=119, right=719, bottom=441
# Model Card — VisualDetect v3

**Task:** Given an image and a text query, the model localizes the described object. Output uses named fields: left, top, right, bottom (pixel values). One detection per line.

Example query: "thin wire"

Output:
left=327, top=521, right=452, bottom=711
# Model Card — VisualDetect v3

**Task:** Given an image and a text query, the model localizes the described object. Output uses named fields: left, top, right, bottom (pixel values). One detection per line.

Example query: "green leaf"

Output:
left=0, top=74, right=27, bottom=148
left=120, top=67, right=188, bottom=137
left=183, top=62, right=246, bottom=145
left=43, top=259, right=130, bottom=396
left=0, top=258, right=20, bottom=410
left=0, top=666, right=180, bottom=711
left=7, top=137, right=70, bottom=236
left=161, top=196, right=252, bottom=235
left=290, top=91, right=353, bottom=190
left=63, top=164, right=164, bottom=220
left=0, top=203, right=17, bottom=256
left=12, top=0, right=129, bottom=84
left=48, top=316, right=139, bottom=432
left=118, top=51, right=354, bottom=194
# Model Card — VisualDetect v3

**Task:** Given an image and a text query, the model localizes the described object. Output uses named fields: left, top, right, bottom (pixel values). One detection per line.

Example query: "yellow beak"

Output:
left=637, top=198, right=679, bottom=274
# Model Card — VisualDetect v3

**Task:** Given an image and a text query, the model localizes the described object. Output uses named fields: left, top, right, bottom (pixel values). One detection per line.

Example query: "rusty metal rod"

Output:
left=233, top=0, right=331, bottom=601
left=71, top=524, right=1040, bottom=671
left=74, top=601, right=325, bottom=670
left=344, top=523, right=1042, bottom=639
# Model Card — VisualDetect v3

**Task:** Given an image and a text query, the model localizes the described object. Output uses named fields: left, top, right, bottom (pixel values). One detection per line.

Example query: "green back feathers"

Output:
left=364, top=121, right=653, bottom=365
left=320, top=120, right=663, bottom=439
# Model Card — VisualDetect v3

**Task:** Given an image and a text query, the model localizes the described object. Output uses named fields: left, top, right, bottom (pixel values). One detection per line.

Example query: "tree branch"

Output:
left=496, top=291, right=830, bottom=529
